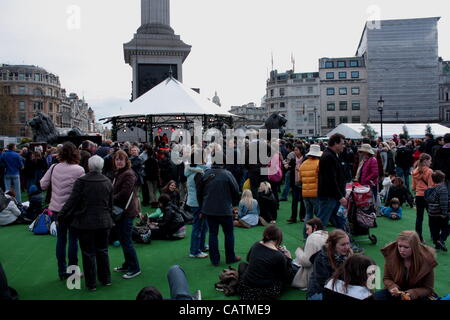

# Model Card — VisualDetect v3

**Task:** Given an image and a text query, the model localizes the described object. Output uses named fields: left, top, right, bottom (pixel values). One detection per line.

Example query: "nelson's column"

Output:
left=123, top=0, right=191, bottom=101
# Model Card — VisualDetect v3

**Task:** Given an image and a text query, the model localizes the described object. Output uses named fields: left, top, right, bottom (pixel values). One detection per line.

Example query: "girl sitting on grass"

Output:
left=234, top=190, right=260, bottom=228
left=380, top=198, right=403, bottom=220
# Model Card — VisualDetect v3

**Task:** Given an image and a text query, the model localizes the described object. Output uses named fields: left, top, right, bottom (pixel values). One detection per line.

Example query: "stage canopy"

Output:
left=326, top=123, right=450, bottom=140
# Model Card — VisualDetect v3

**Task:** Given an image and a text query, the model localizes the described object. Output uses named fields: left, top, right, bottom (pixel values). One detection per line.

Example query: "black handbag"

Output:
left=111, top=178, right=134, bottom=222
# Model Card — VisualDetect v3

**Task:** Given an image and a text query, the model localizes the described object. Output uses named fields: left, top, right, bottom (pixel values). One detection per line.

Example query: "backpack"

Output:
left=214, top=266, right=239, bottom=296
left=32, top=211, right=52, bottom=235
left=268, top=155, right=283, bottom=183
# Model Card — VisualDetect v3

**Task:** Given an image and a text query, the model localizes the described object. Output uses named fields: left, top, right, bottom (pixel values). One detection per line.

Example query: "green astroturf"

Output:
left=0, top=192, right=449, bottom=300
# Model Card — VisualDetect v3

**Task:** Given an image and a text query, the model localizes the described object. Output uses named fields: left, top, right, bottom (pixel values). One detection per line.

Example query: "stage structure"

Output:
left=100, top=77, right=238, bottom=144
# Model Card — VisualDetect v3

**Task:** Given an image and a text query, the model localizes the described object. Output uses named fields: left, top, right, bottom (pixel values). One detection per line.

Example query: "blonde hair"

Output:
left=414, top=153, right=431, bottom=172
left=240, top=189, right=254, bottom=210
left=258, top=181, right=272, bottom=194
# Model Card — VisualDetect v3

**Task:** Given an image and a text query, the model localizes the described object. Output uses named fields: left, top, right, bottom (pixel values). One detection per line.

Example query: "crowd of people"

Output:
left=0, top=130, right=449, bottom=300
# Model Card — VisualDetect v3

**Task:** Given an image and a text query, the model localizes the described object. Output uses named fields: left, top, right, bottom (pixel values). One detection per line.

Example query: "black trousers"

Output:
left=429, top=216, right=450, bottom=243
left=291, top=185, right=306, bottom=221
left=415, top=196, right=426, bottom=241
left=77, top=229, right=111, bottom=289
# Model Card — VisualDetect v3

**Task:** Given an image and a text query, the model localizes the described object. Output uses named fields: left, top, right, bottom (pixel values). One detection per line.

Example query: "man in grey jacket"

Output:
left=198, top=158, right=240, bottom=266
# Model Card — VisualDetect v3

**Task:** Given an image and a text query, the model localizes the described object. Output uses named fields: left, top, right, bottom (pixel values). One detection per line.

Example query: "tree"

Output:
left=360, top=123, right=378, bottom=140
left=425, top=124, right=433, bottom=137
left=399, top=125, right=410, bottom=140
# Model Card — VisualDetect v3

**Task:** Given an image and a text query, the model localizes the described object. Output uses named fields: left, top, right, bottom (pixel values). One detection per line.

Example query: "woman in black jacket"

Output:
left=59, top=155, right=114, bottom=291
left=257, top=182, right=278, bottom=225
left=161, top=180, right=181, bottom=207
left=149, top=194, right=185, bottom=240
left=238, top=225, right=295, bottom=300
left=307, top=229, right=353, bottom=300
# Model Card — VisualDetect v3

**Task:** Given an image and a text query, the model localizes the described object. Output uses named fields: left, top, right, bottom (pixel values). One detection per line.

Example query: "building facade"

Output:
left=319, top=57, right=368, bottom=135
left=264, top=70, right=320, bottom=138
left=356, top=17, right=440, bottom=123
left=439, top=58, right=450, bottom=126
left=229, top=102, right=266, bottom=128
left=60, top=91, right=96, bottom=133
left=0, top=64, right=62, bottom=138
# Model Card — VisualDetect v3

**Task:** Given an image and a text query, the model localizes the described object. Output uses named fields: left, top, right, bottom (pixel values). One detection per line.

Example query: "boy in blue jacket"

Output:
left=380, top=198, right=403, bottom=220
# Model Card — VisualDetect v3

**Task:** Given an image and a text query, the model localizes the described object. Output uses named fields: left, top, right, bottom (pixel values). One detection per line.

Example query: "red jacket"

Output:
left=359, top=157, right=379, bottom=187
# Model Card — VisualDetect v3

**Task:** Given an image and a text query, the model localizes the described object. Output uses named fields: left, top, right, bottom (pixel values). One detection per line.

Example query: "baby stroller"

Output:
left=346, top=182, right=378, bottom=245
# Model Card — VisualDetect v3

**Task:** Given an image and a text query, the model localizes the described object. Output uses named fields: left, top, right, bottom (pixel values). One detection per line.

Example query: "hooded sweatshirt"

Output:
left=412, top=167, right=433, bottom=197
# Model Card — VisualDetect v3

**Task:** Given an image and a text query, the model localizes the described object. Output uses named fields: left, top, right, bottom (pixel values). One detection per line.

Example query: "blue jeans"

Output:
left=317, top=197, right=347, bottom=231
left=307, top=293, right=323, bottom=300
left=189, top=207, right=209, bottom=255
left=4, top=175, right=21, bottom=202
left=206, top=215, right=236, bottom=265
left=117, top=216, right=140, bottom=273
left=303, top=197, right=318, bottom=238
left=167, top=265, right=193, bottom=300
left=280, top=171, right=291, bottom=200
left=396, top=167, right=411, bottom=191
left=56, top=220, right=79, bottom=276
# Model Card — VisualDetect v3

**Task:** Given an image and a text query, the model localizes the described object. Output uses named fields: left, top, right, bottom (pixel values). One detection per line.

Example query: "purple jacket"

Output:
left=40, top=162, right=85, bottom=212
left=359, top=157, right=379, bottom=187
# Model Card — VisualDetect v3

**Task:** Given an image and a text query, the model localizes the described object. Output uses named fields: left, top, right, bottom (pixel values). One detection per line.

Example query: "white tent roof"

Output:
left=326, top=123, right=450, bottom=140
left=104, top=77, right=236, bottom=119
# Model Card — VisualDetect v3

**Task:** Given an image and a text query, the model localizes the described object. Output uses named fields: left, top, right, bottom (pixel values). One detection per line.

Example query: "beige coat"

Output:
left=291, top=230, right=329, bottom=289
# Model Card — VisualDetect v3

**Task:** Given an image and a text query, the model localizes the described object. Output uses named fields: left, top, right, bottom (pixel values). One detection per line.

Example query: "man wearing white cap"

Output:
left=299, top=145, right=323, bottom=239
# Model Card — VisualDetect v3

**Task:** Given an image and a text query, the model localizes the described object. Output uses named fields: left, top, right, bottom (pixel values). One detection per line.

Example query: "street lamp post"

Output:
left=377, top=96, right=384, bottom=142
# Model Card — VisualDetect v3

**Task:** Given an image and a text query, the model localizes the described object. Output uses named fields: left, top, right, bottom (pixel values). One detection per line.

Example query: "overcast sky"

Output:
left=1, top=0, right=449, bottom=122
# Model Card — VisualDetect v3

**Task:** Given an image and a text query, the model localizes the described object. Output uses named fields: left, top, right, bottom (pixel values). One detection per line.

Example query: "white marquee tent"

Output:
left=104, top=77, right=235, bottom=119
left=326, top=123, right=450, bottom=140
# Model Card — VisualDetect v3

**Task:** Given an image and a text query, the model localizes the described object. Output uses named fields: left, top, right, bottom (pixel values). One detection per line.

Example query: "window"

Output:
left=351, top=87, right=360, bottom=95
left=297, top=129, right=303, bottom=135
left=20, top=128, right=26, bottom=137
left=48, top=88, right=53, bottom=96
left=19, top=101, right=25, bottom=111
left=280, top=88, right=285, bottom=96
left=352, top=116, right=361, bottom=123
left=49, top=102, right=53, bottom=112
left=308, top=113, right=314, bottom=123
left=339, top=72, right=347, bottom=79
left=327, top=102, right=336, bottom=111
left=270, top=89, right=274, bottom=97
left=351, top=71, right=360, bottom=79
left=339, top=101, right=348, bottom=110
left=337, top=61, right=346, bottom=68
left=19, top=113, right=26, bottom=124
left=327, top=117, right=336, bottom=128
left=19, top=86, right=25, bottom=94
left=339, top=88, right=347, bottom=95
left=352, top=101, right=361, bottom=110
left=350, top=60, right=359, bottom=67
left=446, top=110, right=450, bottom=122
left=326, top=72, right=334, bottom=79
left=18, top=73, right=25, bottom=81
left=339, top=116, right=348, bottom=124
left=325, top=61, right=334, bottom=68
left=33, top=88, right=43, bottom=96
left=2, top=86, right=11, bottom=94
left=33, top=101, right=43, bottom=111
left=280, top=102, right=285, bottom=108
left=270, top=103, right=275, bottom=109
left=447, top=92, right=449, bottom=101
left=34, top=74, right=41, bottom=81
left=327, top=88, right=335, bottom=95
left=309, top=129, right=314, bottom=135
left=308, top=87, right=313, bottom=94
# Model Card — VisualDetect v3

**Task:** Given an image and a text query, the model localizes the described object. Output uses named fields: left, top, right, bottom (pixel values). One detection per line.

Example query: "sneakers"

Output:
left=286, top=218, right=297, bottom=224
left=192, top=290, right=202, bottom=300
left=122, top=270, right=141, bottom=279
left=202, top=246, right=209, bottom=252
left=113, top=266, right=128, bottom=273
left=189, top=252, right=209, bottom=258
